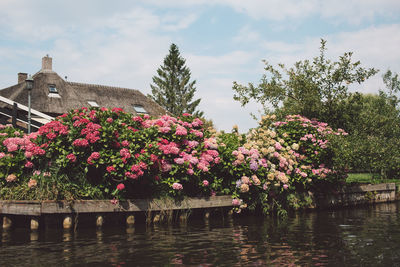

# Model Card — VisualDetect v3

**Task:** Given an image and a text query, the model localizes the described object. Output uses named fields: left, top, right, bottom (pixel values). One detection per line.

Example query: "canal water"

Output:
left=1, top=202, right=400, bottom=266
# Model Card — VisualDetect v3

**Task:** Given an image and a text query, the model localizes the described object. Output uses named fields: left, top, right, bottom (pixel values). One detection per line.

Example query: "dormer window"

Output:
left=48, top=84, right=58, bottom=93
left=133, top=104, right=147, bottom=114
left=87, top=100, right=99, bottom=107
left=48, top=84, right=60, bottom=98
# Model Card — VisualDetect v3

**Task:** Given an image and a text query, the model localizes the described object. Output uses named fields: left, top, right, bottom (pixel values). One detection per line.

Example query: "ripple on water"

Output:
left=1, top=202, right=400, bottom=266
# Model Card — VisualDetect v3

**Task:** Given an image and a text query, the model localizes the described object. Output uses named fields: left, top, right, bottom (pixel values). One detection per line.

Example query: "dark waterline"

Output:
left=1, top=202, right=400, bottom=266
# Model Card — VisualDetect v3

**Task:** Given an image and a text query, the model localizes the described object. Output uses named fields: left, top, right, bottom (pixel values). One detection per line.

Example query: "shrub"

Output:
left=2, top=108, right=221, bottom=200
left=225, top=114, right=347, bottom=214
left=0, top=111, right=347, bottom=217
left=0, top=124, right=35, bottom=187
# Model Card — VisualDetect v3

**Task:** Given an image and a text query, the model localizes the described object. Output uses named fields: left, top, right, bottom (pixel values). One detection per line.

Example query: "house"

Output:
left=0, top=55, right=167, bottom=120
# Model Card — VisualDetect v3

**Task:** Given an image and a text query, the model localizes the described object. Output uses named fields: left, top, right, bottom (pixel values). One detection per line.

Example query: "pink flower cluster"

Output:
left=81, top=122, right=101, bottom=144
left=117, top=183, right=125, bottom=191
left=144, top=115, right=204, bottom=135
left=3, top=137, right=27, bottom=152
left=107, top=166, right=116, bottom=173
left=0, top=106, right=221, bottom=200
left=87, top=151, right=100, bottom=165
left=311, top=164, right=332, bottom=178
left=120, top=148, right=131, bottom=163
left=38, top=120, right=69, bottom=138
left=232, top=147, right=267, bottom=170
left=232, top=198, right=242, bottom=206
left=3, top=134, right=46, bottom=161
left=126, top=161, right=147, bottom=179
left=175, top=126, right=187, bottom=136
left=66, top=153, right=77, bottom=162
left=158, top=140, right=180, bottom=155
left=72, top=138, right=89, bottom=147
left=282, top=115, right=348, bottom=137
left=204, top=137, right=218, bottom=149
left=172, top=182, right=183, bottom=190
left=0, top=124, right=12, bottom=129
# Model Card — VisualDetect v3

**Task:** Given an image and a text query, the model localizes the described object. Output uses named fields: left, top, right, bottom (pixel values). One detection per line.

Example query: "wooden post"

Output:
left=96, top=229, right=103, bottom=243
left=153, top=213, right=160, bottom=223
left=227, top=209, right=233, bottom=216
left=126, top=215, right=135, bottom=226
left=63, top=216, right=73, bottom=229
left=179, top=210, right=189, bottom=223
left=126, top=226, right=135, bottom=235
left=63, top=231, right=72, bottom=242
left=226, top=209, right=234, bottom=227
left=96, top=215, right=104, bottom=227
left=30, top=231, right=39, bottom=241
left=31, top=217, right=40, bottom=230
left=204, top=209, right=211, bottom=220
left=3, top=216, right=12, bottom=229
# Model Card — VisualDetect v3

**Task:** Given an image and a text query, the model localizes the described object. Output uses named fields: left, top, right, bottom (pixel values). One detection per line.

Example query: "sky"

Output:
left=0, top=0, right=399, bottom=132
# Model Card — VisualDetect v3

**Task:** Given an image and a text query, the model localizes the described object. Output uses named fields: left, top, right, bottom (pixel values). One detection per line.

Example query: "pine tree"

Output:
left=149, top=43, right=203, bottom=117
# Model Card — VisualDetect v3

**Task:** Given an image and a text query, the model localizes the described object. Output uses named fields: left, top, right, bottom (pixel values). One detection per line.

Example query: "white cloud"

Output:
left=319, top=0, right=400, bottom=25
left=233, top=25, right=261, bottom=43
left=161, top=13, right=198, bottom=31
left=0, top=1, right=399, bottom=133
left=262, top=41, right=304, bottom=55
left=187, top=50, right=258, bottom=78
left=195, top=78, right=262, bottom=131
left=323, top=24, right=400, bottom=92
left=258, top=23, right=400, bottom=73
left=219, top=0, right=318, bottom=20
left=144, top=0, right=400, bottom=25
left=227, top=0, right=400, bottom=24
left=325, top=24, right=400, bottom=71
left=249, top=24, right=400, bottom=96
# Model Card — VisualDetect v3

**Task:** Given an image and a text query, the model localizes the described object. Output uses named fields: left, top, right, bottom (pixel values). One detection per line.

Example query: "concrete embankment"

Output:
left=315, top=183, right=397, bottom=209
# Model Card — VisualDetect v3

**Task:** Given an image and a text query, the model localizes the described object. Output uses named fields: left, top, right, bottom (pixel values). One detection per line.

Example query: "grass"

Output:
left=346, top=173, right=400, bottom=186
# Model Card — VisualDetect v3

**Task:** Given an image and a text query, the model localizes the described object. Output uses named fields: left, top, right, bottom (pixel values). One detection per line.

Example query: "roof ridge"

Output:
left=67, top=81, right=139, bottom=92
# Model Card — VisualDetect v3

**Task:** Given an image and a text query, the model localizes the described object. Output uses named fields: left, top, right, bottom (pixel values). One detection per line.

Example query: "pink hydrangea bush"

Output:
left=0, top=124, right=38, bottom=186
left=272, top=114, right=347, bottom=185
left=26, top=107, right=220, bottom=199
left=217, top=115, right=347, bottom=214
left=0, top=124, right=63, bottom=198
left=0, top=111, right=347, bottom=209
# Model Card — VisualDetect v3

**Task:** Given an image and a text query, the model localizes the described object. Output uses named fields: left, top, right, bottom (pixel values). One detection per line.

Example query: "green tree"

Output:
left=333, top=91, right=400, bottom=177
left=149, top=43, right=203, bottom=117
left=383, top=69, right=400, bottom=103
left=233, top=39, right=378, bottom=129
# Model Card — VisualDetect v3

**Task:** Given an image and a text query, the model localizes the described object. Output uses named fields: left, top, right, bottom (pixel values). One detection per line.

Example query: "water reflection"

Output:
left=30, top=230, right=39, bottom=242
left=0, top=202, right=400, bottom=266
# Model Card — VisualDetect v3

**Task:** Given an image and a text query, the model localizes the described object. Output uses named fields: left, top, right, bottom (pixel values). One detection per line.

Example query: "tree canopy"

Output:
left=233, top=39, right=378, bottom=129
left=149, top=43, right=203, bottom=117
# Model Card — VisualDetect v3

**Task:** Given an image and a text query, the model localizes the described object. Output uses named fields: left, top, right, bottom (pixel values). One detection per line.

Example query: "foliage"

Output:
left=211, top=127, right=247, bottom=195
left=232, top=39, right=378, bottom=129
left=0, top=111, right=347, bottom=216
left=331, top=91, right=400, bottom=177
left=383, top=69, right=400, bottom=97
left=1, top=108, right=220, bottom=200
left=0, top=168, right=104, bottom=201
left=149, top=43, right=203, bottom=117
left=346, top=173, right=380, bottom=184
left=0, top=124, right=30, bottom=185
left=346, top=173, right=400, bottom=188
left=217, top=114, right=346, bottom=214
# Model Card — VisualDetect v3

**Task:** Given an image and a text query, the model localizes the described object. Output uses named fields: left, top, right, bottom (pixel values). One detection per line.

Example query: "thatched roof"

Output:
left=0, top=56, right=167, bottom=117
